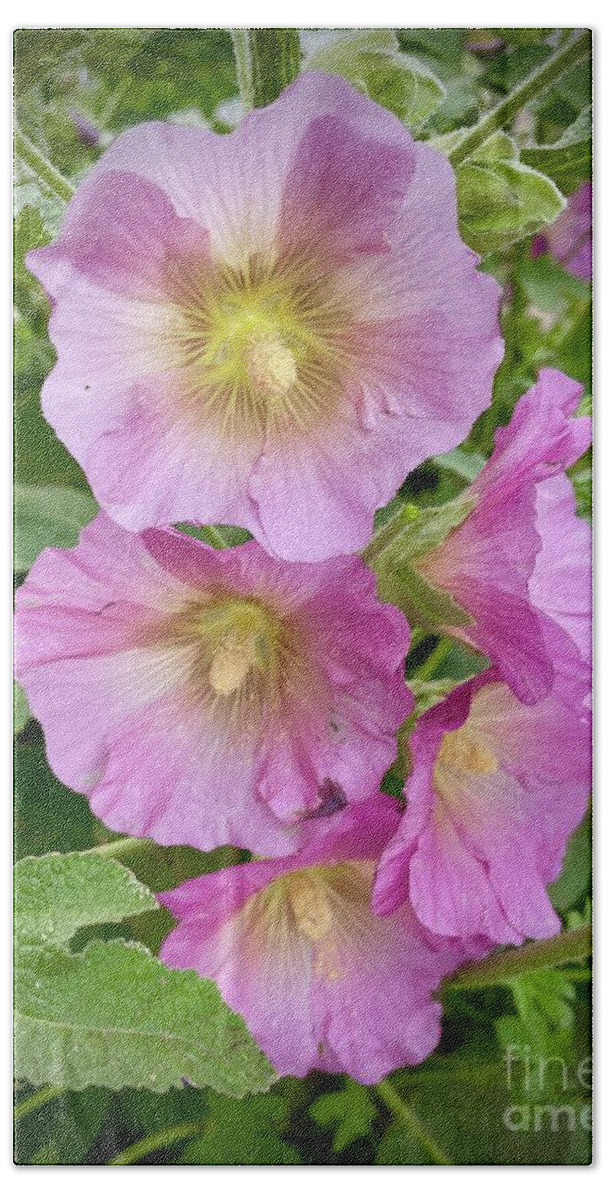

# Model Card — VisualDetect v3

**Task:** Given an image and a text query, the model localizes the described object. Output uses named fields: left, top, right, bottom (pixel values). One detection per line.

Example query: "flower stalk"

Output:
left=108, top=1119, right=207, bottom=1165
left=14, top=127, right=75, bottom=203
left=375, top=1079, right=451, bottom=1164
left=14, top=1085, right=63, bottom=1122
left=231, top=28, right=301, bottom=110
left=448, top=29, right=590, bottom=166
left=447, top=923, right=591, bottom=991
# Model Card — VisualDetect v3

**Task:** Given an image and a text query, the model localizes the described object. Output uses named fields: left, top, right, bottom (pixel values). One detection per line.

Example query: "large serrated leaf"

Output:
left=14, top=851, right=158, bottom=948
left=15, top=938, right=275, bottom=1096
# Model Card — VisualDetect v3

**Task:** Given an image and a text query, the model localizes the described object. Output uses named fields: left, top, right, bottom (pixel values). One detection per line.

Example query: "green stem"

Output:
left=230, top=30, right=255, bottom=110
left=199, top=524, right=230, bottom=549
left=361, top=500, right=413, bottom=569
left=375, top=1080, right=451, bottom=1165
left=14, top=1085, right=63, bottom=1121
left=231, top=28, right=301, bottom=109
left=108, top=1119, right=206, bottom=1165
left=447, top=924, right=591, bottom=991
left=14, top=128, right=75, bottom=203
left=448, top=29, right=590, bottom=165
left=84, top=836, right=151, bottom=860
left=415, top=638, right=451, bottom=681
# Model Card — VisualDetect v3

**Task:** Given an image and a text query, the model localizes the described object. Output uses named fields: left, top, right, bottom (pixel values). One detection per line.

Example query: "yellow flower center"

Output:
left=171, top=253, right=353, bottom=440
left=249, top=861, right=376, bottom=983
left=184, top=597, right=282, bottom=699
left=166, top=592, right=326, bottom=740
left=437, top=728, right=498, bottom=776
left=286, top=870, right=335, bottom=942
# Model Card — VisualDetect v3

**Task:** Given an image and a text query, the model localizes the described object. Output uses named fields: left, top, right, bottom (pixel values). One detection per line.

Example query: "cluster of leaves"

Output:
left=14, top=27, right=591, bottom=1164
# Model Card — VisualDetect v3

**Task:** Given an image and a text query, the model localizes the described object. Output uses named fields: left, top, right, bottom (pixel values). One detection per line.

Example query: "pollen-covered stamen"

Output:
left=170, top=593, right=313, bottom=727
left=287, top=871, right=334, bottom=941
left=245, top=334, right=298, bottom=398
left=208, top=630, right=259, bottom=696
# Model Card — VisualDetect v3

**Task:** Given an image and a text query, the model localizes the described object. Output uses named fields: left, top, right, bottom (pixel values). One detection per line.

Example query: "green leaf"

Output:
left=380, top=561, right=474, bottom=633
left=457, top=132, right=566, bottom=253
left=14, top=726, right=96, bottom=860
left=553, top=303, right=592, bottom=390
left=549, top=812, right=592, bottom=916
left=14, top=483, right=97, bottom=571
left=568, top=448, right=592, bottom=522
left=180, top=1092, right=299, bottom=1164
left=370, top=491, right=476, bottom=566
left=434, top=446, right=486, bottom=484
left=14, top=388, right=90, bottom=490
left=309, top=1078, right=377, bottom=1153
left=431, top=76, right=480, bottom=135
left=521, top=107, right=591, bottom=193
left=14, top=1087, right=109, bottom=1165
left=118, top=1083, right=208, bottom=1138
left=15, top=938, right=275, bottom=1096
left=14, top=849, right=272, bottom=1097
left=375, top=1056, right=589, bottom=1165
left=495, top=967, right=576, bottom=1067
left=174, top=522, right=252, bottom=548
left=14, top=204, right=52, bottom=283
left=517, top=254, right=590, bottom=311
left=14, top=681, right=31, bottom=735
left=306, top=30, right=446, bottom=127
left=14, top=851, right=158, bottom=948
left=232, top=28, right=301, bottom=110
left=369, top=493, right=476, bottom=631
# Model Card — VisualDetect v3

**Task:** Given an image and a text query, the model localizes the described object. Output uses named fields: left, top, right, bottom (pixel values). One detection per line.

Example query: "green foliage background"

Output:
left=14, top=27, right=592, bottom=1166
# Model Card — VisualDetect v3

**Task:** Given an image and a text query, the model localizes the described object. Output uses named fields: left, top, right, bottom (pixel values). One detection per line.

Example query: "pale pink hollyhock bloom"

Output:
left=531, top=182, right=592, bottom=281
left=373, top=660, right=591, bottom=945
left=415, top=369, right=591, bottom=703
left=14, top=516, right=412, bottom=855
left=159, top=797, right=477, bottom=1083
left=27, top=72, right=503, bottom=562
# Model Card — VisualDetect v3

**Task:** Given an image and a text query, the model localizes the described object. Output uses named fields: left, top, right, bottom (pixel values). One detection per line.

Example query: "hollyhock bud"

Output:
left=373, top=657, right=591, bottom=945
left=14, top=516, right=412, bottom=855
left=159, top=798, right=478, bottom=1083
left=27, top=72, right=502, bottom=561
left=531, top=182, right=592, bottom=281
left=377, top=369, right=591, bottom=704
left=67, top=108, right=101, bottom=149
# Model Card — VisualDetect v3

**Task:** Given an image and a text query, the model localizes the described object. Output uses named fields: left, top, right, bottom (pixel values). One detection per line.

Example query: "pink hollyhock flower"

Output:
left=414, top=369, right=591, bottom=703
left=14, top=516, right=412, bottom=855
left=531, top=182, right=592, bottom=281
left=373, top=661, right=591, bottom=945
left=159, top=797, right=476, bottom=1083
left=26, top=72, right=503, bottom=562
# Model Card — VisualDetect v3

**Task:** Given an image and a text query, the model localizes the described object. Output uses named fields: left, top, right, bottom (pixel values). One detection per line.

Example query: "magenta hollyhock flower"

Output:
left=26, top=72, right=503, bottom=562
left=373, top=661, right=591, bottom=945
left=414, top=369, right=591, bottom=703
left=14, top=516, right=412, bottom=855
left=159, top=797, right=476, bottom=1083
left=531, top=182, right=592, bottom=281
